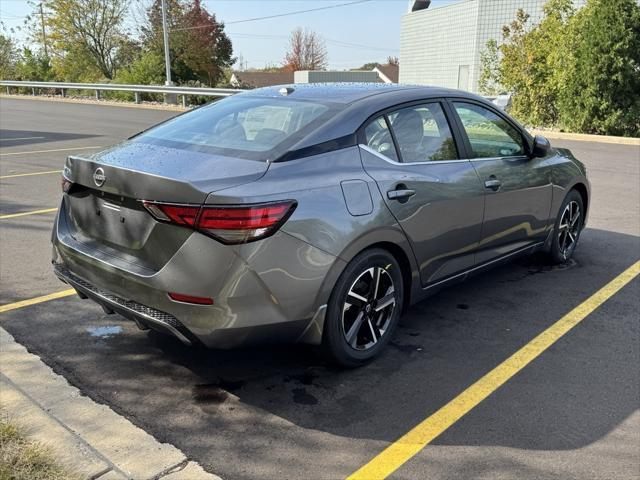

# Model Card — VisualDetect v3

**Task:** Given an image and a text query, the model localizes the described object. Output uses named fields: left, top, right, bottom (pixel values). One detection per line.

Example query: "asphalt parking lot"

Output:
left=1, top=97, right=639, bottom=480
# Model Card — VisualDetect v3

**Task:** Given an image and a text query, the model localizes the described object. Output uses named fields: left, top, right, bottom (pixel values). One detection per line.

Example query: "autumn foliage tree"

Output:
left=141, top=0, right=233, bottom=85
left=41, top=0, right=129, bottom=80
left=283, top=28, right=328, bottom=71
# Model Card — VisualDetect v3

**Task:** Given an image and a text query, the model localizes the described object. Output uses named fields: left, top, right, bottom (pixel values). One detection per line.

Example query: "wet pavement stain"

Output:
left=285, top=372, right=317, bottom=386
left=86, top=326, right=122, bottom=338
left=292, top=387, right=318, bottom=405
left=389, top=341, right=424, bottom=354
left=192, top=378, right=245, bottom=406
left=456, top=304, right=470, bottom=310
left=192, top=384, right=229, bottom=404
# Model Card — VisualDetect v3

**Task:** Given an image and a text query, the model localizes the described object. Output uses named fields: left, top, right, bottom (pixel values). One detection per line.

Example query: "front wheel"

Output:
left=322, top=248, right=404, bottom=368
left=549, top=189, right=584, bottom=264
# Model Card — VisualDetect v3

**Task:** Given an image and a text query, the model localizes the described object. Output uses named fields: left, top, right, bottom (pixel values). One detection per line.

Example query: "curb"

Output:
left=0, top=327, right=220, bottom=480
left=531, top=129, right=640, bottom=146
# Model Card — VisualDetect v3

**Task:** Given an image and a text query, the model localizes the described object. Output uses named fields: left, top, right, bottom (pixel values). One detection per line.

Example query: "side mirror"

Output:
left=532, top=135, right=551, bottom=158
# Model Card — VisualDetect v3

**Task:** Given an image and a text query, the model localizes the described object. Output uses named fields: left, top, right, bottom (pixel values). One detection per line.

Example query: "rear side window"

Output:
left=134, top=96, right=337, bottom=160
left=364, top=117, right=399, bottom=162
left=388, top=103, right=458, bottom=162
left=453, top=102, right=525, bottom=158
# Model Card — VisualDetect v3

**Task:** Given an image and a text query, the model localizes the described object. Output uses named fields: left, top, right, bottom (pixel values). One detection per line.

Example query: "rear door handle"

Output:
left=484, top=178, right=502, bottom=191
left=387, top=189, right=416, bottom=201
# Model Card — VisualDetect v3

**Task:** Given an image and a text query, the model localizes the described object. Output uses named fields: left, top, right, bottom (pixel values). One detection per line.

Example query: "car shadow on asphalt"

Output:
left=0, top=129, right=100, bottom=148
left=2, top=227, right=638, bottom=479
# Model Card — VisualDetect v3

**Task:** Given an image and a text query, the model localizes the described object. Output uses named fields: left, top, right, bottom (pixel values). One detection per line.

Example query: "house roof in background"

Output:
left=374, top=64, right=400, bottom=83
left=231, top=71, right=294, bottom=88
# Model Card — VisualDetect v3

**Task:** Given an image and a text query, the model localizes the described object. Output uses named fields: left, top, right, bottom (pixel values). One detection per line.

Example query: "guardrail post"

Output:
left=61, top=88, right=66, bottom=98
left=181, top=95, right=187, bottom=108
left=5, top=86, right=9, bottom=95
left=95, top=90, right=101, bottom=100
left=31, top=87, right=36, bottom=96
left=134, top=92, right=141, bottom=104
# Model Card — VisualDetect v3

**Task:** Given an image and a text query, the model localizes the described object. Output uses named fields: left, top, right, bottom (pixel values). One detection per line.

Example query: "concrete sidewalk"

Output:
left=0, top=327, right=221, bottom=480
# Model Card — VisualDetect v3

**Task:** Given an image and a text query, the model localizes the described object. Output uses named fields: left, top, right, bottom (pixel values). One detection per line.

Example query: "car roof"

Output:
left=239, top=82, right=475, bottom=105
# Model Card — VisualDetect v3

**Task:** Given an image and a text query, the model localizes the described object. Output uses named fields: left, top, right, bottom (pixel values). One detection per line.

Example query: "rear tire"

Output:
left=548, top=189, right=584, bottom=264
left=322, top=248, right=404, bottom=368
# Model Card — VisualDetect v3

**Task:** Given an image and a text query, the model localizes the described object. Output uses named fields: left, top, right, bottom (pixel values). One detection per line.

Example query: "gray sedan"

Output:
left=52, top=83, right=589, bottom=367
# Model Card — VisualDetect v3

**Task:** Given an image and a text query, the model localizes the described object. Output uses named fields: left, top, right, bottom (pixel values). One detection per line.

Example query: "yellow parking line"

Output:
left=0, top=208, right=58, bottom=220
left=0, top=145, right=103, bottom=156
left=0, top=169, right=61, bottom=179
left=0, top=289, right=76, bottom=314
left=348, top=260, right=640, bottom=480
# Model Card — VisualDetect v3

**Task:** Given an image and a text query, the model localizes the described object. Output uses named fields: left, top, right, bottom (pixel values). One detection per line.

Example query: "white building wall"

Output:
left=399, top=0, right=480, bottom=89
left=400, top=0, right=558, bottom=92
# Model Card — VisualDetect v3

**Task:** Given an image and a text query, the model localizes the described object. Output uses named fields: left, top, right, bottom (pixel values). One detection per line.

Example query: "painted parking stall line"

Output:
left=0, top=289, right=76, bottom=314
left=0, top=208, right=58, bottom=220
left=0, top=170, right=61, bottom=179
left=347, top=260, right=640, bottom=480
left=0, top=145, right=103, bottom=156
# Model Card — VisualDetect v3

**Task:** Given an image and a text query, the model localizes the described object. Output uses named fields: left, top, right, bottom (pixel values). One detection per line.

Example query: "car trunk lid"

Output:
left=62, top=141, right=268, bottom=271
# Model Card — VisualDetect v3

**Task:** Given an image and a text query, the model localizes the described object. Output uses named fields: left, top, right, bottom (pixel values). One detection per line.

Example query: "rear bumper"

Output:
left=52, top=199, right=340, bottom=348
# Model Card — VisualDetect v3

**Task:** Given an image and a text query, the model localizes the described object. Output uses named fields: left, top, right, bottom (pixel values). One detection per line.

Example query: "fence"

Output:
left=0, top=80, right=511, bottom=110
left=0, top=80, right=242, bottom=107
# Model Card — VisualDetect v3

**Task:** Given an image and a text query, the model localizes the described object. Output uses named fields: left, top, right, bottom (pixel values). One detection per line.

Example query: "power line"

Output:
left=228, top=31, right=398, bottom=52
left=170, top=0, right=372, bottom=32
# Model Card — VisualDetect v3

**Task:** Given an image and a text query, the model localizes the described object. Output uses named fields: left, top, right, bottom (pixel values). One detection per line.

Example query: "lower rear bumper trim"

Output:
left=53, top=264, right=197, bottom=346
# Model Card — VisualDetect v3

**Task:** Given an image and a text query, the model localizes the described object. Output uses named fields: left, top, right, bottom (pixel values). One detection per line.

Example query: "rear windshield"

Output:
left=133, top=95, right=339, bottom=161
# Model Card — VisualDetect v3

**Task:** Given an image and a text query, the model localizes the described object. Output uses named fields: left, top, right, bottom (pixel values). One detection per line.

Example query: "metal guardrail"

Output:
left=0, top=79, right=512, bottom=110
left=0, top=80, right=242, bottom=106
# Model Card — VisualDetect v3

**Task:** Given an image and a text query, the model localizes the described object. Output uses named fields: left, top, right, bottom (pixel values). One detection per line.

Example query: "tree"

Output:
left=283, top=28, right=328, bottom=71
left=41, top=0, right=129, bottom=79
left=353, top=62, right=380, bottom=71
left=15, top=47, right=54, bottom=81
left=479, top=0, right=639, bottom=135
left=480, top=0, right=576, bottom=127
left=141, top=0, right=234, bottom=86
left=559, top=0, right=640, bottom=136
left=0, top=34, right=18, bottom=79
left=478, top=39, right=501, bottom=95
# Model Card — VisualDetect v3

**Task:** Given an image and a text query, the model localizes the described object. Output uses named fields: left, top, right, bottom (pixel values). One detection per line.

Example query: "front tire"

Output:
left=549, top=189, right=584, bottom=264
left=322, top=248, right=404, bottom=368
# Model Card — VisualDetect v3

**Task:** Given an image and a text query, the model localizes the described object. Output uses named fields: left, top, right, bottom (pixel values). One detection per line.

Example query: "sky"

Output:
left=0, top=0, right=460, bottom=70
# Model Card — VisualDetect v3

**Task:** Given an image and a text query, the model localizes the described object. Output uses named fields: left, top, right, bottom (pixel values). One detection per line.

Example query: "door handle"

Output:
left=484, top=178, right=502, bottom=191
left=387, top=189, right=416, bottom=201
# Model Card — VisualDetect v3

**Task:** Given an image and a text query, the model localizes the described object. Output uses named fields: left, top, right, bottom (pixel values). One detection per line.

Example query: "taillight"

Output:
left=61, top=174, right=73, bottom=193
left=142, top=200, right=296, bottom=244
left=168, top=292, right=213, bottom=305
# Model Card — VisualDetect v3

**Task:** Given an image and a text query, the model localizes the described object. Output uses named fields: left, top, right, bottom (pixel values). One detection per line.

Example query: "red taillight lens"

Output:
left=143, top=200, right=296, bottom=244
left=142, top=202, right=199, bottom=227
left=61, top=175, right=73, bottom=193
left=168, top=292, right=213, bottom=305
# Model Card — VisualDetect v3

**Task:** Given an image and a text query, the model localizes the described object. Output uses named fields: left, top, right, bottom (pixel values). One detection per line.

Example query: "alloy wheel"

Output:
left=342, top=266, right=396, bottom=350
left=558, top=200, right=581, bottom=259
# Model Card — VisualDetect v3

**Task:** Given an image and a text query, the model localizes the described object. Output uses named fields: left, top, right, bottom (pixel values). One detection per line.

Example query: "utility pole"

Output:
left=160, top=0, right=172, bottom=86
left=39, top=2, right=48, bottom=58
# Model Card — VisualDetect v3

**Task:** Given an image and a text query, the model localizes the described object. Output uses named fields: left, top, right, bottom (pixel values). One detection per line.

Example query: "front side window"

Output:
left=388, top=103, right=458, bottom=163
left=134, top=96, right=337, bottom=160
left=453, top=102, right=525, bottom=158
